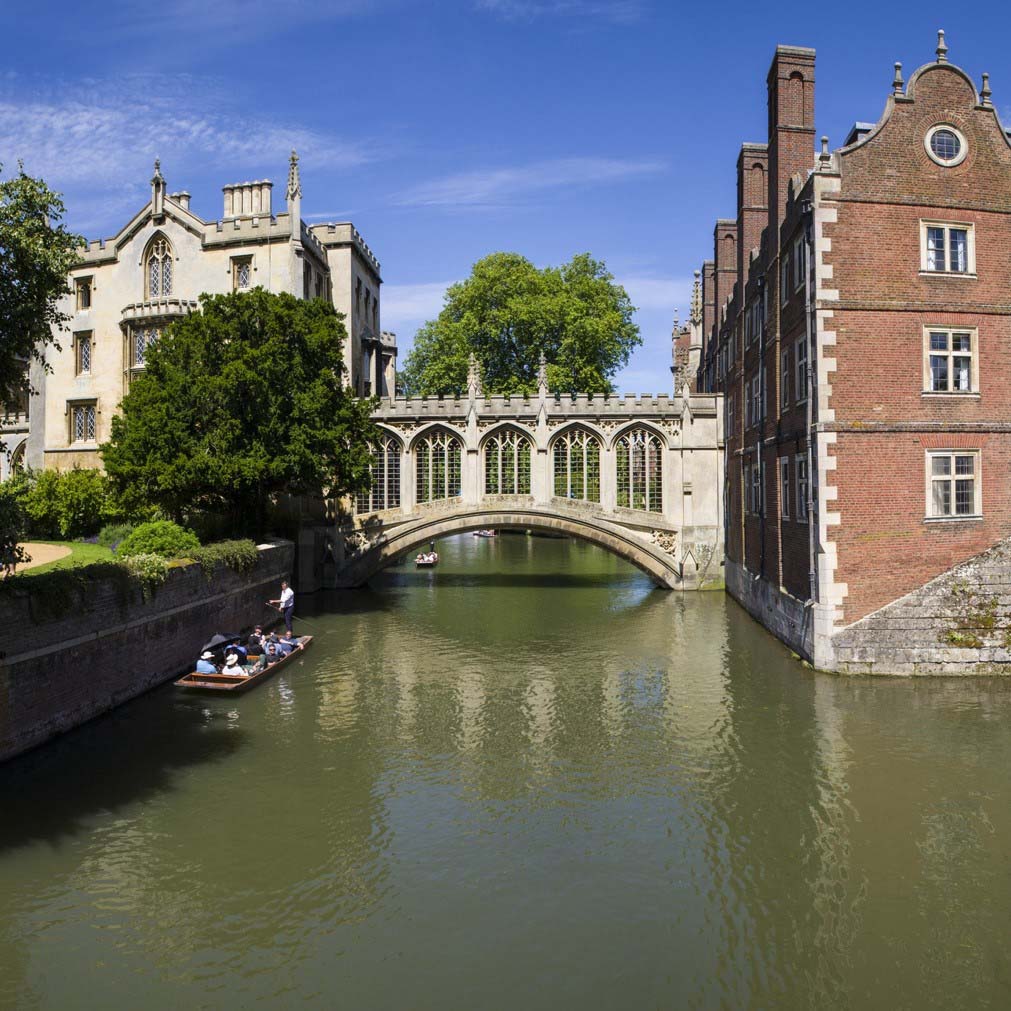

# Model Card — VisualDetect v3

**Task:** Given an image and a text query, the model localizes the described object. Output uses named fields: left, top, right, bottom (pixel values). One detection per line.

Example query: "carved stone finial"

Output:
left=981, top=72, right=992, bottom=107
left=893, top=62, right=904, bottom=95
left=936, top=28, right=948, bottom=64
left=537, top=350, right=548, bottom=397
left=467, top=352, right=483, bottom=398
left=153, top=157, right=162, bottom=179
left=819, top=136, right=831, bottom=170
left=690, top=271, right=702, bottom=325
left=286, top=149, right=302, bottom=200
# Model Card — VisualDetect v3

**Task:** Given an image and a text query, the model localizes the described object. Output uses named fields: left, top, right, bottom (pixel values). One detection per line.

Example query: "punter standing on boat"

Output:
left=269, top=580, right=295, bottom=634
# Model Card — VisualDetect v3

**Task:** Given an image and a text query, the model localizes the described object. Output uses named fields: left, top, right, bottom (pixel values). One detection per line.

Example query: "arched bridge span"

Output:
left=338, top=506, right=686, bottom=588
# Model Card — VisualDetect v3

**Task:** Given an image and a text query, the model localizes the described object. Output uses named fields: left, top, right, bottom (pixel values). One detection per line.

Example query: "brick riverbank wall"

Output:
left=0, top=541, right=293, bottom=763
left=831, top=536, right=1011, bottom=675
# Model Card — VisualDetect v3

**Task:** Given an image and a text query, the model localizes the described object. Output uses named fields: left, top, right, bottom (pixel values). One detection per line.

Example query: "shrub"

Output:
left=189, top=539, right=260, bottom=581
left=0, top=480, right=30, bottom=575
left=20, top=467, right=117, bottom=539
left=120, top=552, right=169, bottom=600
left=117, top=520, right=200, bottom=559
left=98, top=522, right=136, bottom=551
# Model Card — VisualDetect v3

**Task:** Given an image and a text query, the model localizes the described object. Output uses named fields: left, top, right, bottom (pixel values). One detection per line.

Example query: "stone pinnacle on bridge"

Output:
left=537, top=350, right=548, bottom=398
left=467, top=352, right=483, bottom=399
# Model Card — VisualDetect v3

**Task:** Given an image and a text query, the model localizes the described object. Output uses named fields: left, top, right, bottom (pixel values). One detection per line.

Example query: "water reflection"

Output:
left=1, top=534, right=1010, bottom=1009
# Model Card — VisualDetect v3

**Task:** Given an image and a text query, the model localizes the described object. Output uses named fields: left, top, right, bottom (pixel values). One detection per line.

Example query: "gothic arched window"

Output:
left=356, top=436, right=402, bottom=513
left=415, top=430, right=462, bottom=504
left=146, top=236, right=173, bottom=298
left=7, top=441, right=25, bottom=477
left=616, top=428, right=663, bottom=512
left=484, top=429, right=532, bottom=495
left=552, top=428, right=601, bottom=503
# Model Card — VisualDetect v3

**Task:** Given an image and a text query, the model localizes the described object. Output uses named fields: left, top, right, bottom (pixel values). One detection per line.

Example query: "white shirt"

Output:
left=280, top=586, right=294, bottom=608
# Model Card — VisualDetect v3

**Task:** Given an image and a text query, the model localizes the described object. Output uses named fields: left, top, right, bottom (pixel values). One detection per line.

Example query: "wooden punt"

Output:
left=174, top=635, right=313, bottom=693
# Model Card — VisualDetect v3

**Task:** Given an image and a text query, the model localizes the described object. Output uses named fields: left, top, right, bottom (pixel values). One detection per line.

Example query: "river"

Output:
left=2, top=533, right=1010, bottom=1009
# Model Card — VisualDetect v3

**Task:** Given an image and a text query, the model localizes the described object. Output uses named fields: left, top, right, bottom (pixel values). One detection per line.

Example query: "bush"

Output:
left=98, top=522, right=136, bottom=551
left=121, top=552, right=169, bottom=599
left=20, top=467, right=118, bottom=539
left=190, top=539, right=260, bottom=581
left=0, top=480, right=29, bottom=575
left=117, top=520, right=200, bottom=559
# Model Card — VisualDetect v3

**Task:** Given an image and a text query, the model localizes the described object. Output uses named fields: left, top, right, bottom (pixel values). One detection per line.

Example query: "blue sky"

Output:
left=2, top=1, right=1007, bottom=392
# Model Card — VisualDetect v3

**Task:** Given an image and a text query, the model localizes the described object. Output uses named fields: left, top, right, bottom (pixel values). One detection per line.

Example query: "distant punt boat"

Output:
left=175, top=636, right=313, bottom=693
left=415, top=552, right=439, bottom=567
left=473, top=530, right=497, bottom=538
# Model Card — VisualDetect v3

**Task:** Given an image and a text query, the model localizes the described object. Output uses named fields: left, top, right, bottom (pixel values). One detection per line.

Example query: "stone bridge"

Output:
left=332, top=368, right=724, bottom=590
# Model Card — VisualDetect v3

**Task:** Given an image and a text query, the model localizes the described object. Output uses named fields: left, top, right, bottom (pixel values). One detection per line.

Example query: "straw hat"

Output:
left=224, top=654, right=239, bottom=666
left=201, top=651, right=214, bottom=660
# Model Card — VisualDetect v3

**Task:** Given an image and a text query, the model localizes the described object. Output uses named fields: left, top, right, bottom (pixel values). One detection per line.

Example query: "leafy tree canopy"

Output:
left=101, top=289, right=378, bottom=535
left=0, top=163, right=82, bottom=411
left=399, top=252, right=641, bottom=396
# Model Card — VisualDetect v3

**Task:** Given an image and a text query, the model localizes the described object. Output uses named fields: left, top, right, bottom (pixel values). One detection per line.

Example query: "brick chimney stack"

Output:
left=766, top=45, right=816, bottom=258
left=736, top=143, right=769, bottom=287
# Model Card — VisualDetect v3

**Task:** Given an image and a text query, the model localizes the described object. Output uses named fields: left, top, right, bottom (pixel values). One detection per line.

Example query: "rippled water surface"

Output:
left=3, top=534, right=1011, bottom=1009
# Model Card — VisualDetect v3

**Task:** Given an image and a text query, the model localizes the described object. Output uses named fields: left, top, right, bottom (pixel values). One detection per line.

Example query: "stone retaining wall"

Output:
left=831, top=537, right=1011, bottom=675
left=0, top=541, right=293, bottom=763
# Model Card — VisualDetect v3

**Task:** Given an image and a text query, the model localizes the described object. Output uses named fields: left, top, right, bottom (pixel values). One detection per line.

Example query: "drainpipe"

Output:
left=802, top=199, right=818, bottom=606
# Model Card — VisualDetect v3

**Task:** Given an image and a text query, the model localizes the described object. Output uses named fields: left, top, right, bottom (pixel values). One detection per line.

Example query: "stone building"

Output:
left=698, top=33, right=1011, bottom=672
left=19, top=152, right=394, bottom=474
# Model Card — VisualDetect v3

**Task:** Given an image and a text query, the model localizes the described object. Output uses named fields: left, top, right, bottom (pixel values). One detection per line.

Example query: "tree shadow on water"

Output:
left=0, top=688, right=244, bottom=855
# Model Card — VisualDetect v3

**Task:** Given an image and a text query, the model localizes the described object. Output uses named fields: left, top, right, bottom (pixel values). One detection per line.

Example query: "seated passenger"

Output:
left=265, top=643, right=281, bottom=664
left=225, top=643, right=248, bottom=663
left=196, top=651, right=217, bottom=674
left=223, top=653, right=247, bottom=676
left=247, top=626, right=265, bottom=652
left=276, top=633, right=297, bottom=656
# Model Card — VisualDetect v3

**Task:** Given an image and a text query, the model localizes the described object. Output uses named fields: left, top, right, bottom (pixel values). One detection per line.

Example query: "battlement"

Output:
left=310, top=222, right=382, bottom=276
left=376, top=390, right=718, bottom=420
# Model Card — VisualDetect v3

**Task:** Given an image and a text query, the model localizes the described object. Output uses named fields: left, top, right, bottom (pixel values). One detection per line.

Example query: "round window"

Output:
left=925, top=125, right=967, bottom=167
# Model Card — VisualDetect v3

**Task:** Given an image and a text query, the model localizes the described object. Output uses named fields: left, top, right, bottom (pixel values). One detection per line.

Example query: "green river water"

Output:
left=2, top=533, right=1010, bottom=1009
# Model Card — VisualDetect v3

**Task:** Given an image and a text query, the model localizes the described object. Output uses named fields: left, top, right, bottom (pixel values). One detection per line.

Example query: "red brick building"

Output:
left=698, top=33, right=1011, bottom=670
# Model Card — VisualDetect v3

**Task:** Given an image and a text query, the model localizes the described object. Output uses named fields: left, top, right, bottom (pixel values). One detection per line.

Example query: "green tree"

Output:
left=0, top=478, right=29, bottom=574
left=0, top=163, right=82, bottom=414
left=101, top=289, right=378, bottom=535
left=399, top=252, right=641, bottom=396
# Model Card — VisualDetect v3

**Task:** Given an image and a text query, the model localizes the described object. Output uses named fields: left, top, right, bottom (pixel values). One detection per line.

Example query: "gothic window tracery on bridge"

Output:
left=145, top=235, right=173, bottom=298
left=616, top=427, right=663, bottom=512
left=484, top=429, right=532, bottom=495
left=552, top=428, right=601, bottom=503
left=357, top=435, right=401, bottom=513
left=415, top=429, right=462, bottom=504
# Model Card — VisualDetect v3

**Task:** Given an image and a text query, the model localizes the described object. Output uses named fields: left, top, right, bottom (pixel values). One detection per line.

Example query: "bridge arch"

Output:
left=406, top=421, right=465, bottom=452
left=477, top=420, right=536, bottom=449
left=336, top=507, right=682, bottom=589
left=607, top=419, right=669, bottom=450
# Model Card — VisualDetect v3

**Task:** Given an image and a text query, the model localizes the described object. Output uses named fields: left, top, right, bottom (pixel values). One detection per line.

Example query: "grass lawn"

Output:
left=17, top=541, right=115, bottom=577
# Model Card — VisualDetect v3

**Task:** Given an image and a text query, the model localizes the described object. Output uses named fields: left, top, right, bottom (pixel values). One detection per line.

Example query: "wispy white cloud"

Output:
left=394, top=156, right=666, bottom=208
left=476, top=0, right=646, bottom=23
left=0, top=74, right=382, bottom=232
left=381, top=280, right=456, bottom=333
